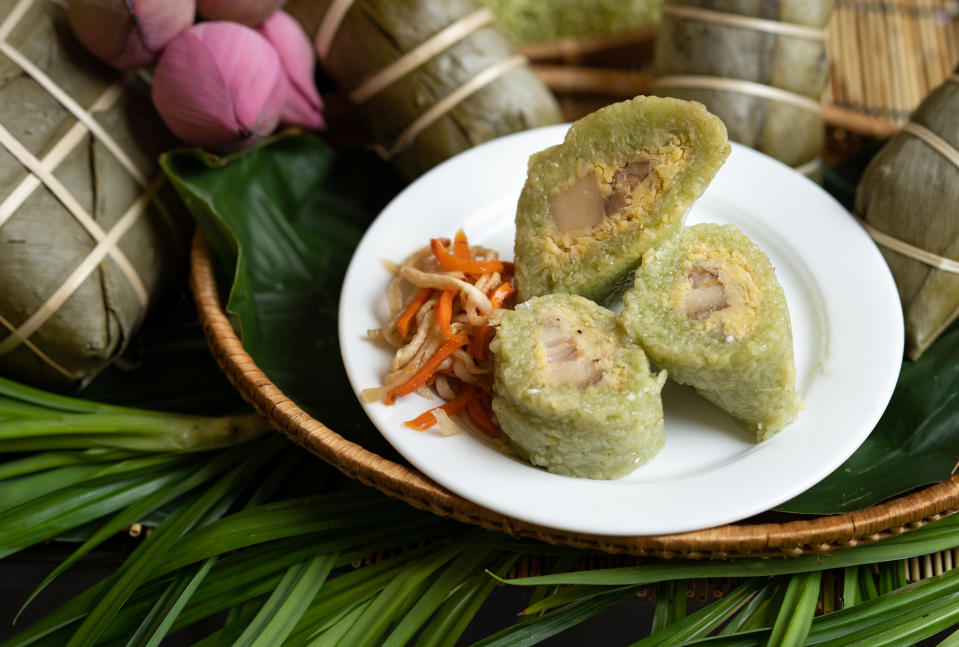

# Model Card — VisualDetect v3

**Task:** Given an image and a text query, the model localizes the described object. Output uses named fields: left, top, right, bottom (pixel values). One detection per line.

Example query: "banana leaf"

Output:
left=162, top=132, right=959, bottom=517
left=160, top=133, right=404, bottom=460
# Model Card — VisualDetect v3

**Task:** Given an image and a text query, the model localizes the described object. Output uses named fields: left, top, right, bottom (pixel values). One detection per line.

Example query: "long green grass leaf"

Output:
left=125, top=558, right=217, bottom=647
left=843, top=566, right=862, bottom=609
left=303, top=599, right=373, bottom=647
left=414, top=554, right=521, bottom=647
left=937, top=625, right=959, bottom=646
left=18, top=448, right=243, bottom=618
left=630, top=578, right=764, bottom=647
left=0, top=449, right=136, bottom=480
left=765, top=570, right=821, bottom=646
left=0, top=464, right=192, bottom=560
left=719, top=578, right=781, bottom=635
left=501, top=513, right=959, bottom=593
left=0, top=465, right=112, bottom=511
left=63, top=439, right=282, bottom=646
left=470, top=586, right=643, bottom=647
left=285, top=538, right=466, bottom=647
left=815, top=592, right=959, bottom=646
left=381, top=546, right=498, bottom=647
left=0, top=412, right=268, bottom=452
left=670, top=568, right=959, bottom=646
left=335, top=539, right=474, bottom=647
left=233, top=554, right=336, bottom=647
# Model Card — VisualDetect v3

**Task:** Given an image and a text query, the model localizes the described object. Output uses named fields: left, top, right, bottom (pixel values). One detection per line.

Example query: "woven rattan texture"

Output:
left=190, top=231, right=959, bottom=559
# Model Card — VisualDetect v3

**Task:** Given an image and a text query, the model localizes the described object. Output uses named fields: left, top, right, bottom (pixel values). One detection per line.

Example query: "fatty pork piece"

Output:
left=490, top=294, right=666, bottom=480
left=514, top=95, right=730, bottom=305
left=621, top=224, right=801, bottom=440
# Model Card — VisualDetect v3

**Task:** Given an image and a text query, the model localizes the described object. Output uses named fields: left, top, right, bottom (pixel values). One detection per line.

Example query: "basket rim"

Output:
left=189, top=229, right=959, bottom=559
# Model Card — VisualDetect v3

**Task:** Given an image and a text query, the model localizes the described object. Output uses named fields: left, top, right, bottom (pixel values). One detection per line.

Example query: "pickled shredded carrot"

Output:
left=435, top=289, right=457, bottom=340
left=385, top=335, right=467, bottom=405
left=453, top=229, right=471, bottom=260
left=430, top=238, right=513, bottom=275
left=396, top=287, right=433, bottom=336
left=373, top=232, right=511, bottom=436
left=466, top=394, right=501, bottom=438
left=404, top=385, right=477, bottom=430
left=489, top=282, right=514, bottom=309
left=470, top=325, right=493, bottom=360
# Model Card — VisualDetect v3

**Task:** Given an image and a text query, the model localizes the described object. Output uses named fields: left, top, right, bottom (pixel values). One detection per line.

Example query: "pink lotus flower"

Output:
left=69, top=0, right=195, bottom=70
left=257, top=10, right=325, bottom=130
left=151, top=22, right=285, bottom=152
left=196, top=0, right=286, bottom=26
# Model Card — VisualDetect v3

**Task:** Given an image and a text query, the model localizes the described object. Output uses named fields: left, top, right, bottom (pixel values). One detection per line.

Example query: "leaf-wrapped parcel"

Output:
left=0, top=0, right=191, bottom=389
left=653, top=0, right=831, bottom=170
left=480, top=0, right=662, bottom=44
left=286, top=0, right=563, bottom=179
left=855, top=68, right=959, bottom=359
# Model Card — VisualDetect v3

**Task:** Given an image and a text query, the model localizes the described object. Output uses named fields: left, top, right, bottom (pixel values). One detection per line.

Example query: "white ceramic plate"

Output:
left=339, top=125, right=903, bottom=536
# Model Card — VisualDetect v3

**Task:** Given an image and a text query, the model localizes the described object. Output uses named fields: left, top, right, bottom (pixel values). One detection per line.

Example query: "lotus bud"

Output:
left=196, top=0, right=286, bottom=26
left=151, top=22, right=285, bottom=152
left=256, top=11, right=325, bottom=130
left=68, top=0, right=195, bottom=70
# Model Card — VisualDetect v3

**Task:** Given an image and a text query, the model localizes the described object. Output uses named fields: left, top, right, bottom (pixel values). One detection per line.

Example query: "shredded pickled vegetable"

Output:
left=362, top=230, right=513, bottom=437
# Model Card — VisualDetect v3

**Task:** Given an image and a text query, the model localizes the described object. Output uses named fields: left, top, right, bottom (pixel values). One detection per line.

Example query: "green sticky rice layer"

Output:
left=514, top=95, right=730, bottom=305
left=490, top=294, right=666, bottom=479
left=621, top=224, right=801, bottom=440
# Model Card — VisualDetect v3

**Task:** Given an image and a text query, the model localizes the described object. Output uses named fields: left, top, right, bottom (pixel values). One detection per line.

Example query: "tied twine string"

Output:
left=349, top=8, right=494, bottom=104
left=315, top=0, right=356, bottom=64
left=858, top=121, right=959, bottom=276
left=651, top=75, right=823, bottom=114
left=661, top=4, right=827, bottom=41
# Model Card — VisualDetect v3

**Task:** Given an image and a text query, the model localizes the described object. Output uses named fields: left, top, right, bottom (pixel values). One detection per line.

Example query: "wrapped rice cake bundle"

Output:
left=653, top=0, right=831, bottom=172
left=855, top=68, right=959, bottom=359
left=490, top=294, right=667, bottom=479
left=514, top=95, right=730, bottom=304
left=480, top=0, right=662, bottom=44
left=0, top=0, right=190, bottom=389
left=286, top=0, right=563, bottom=179
left=621, top=224, right=800, bottom=440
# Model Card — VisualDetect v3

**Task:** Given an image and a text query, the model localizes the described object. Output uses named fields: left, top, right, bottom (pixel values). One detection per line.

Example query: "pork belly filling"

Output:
left=668, top=245, right=763, bottom=342
left=534, top=310, right=618, bottom=389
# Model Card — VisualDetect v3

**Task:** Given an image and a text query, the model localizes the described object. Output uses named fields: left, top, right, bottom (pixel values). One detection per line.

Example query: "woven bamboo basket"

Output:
left=522, top=0, right=959, bottom=136
left=190, top=231, right=959, bottom=559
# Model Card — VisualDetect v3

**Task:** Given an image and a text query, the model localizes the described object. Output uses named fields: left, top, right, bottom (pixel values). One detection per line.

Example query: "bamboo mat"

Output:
left=825, top=0, right=959, bottom=137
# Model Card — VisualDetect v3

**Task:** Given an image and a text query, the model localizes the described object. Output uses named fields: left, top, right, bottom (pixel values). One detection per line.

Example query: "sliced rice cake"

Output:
left=490, top=294, right=667, bottom=479
left=621, top=223, right=800, bottom=440
left=514, top=95, right=730, bottom=304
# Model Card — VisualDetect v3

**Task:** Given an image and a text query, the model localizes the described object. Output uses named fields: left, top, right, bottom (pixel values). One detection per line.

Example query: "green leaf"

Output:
left=124, top=558, right=217, bottom=647
left=414, top=554, right=521, bottom=647
left=764, top=570, right=821, bottom=646
left=630, top=578, right=764, bottom=647
left=160, top=134, right=404, bottom=460
left=17, top=448, right=243, bottom=619
left=381, top=545, right=498, bottom=647
left=719, top=578, right=782, bottom=635
left=0, top=459, right=196, bottom=559
left=232, top=554, right=336, bottom=647
left=469, top=586, right=643, bottom=647
left=62, top=438, right=282, bottom=646
left=499, top=511, right=959, bottom=592
left=335, top=539, right=473, bottom=647
left=779, top=320, right=959, bottom=513
left=0, top=449, right=136, bottom=481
